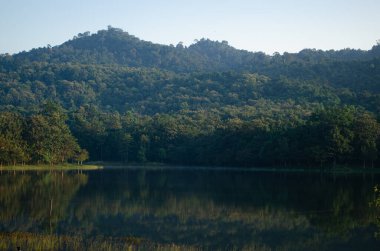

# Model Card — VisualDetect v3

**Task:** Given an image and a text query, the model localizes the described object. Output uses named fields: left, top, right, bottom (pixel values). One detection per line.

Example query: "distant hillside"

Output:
left=0, top=26, right=379, bottom=116
left=11, top=26, right=380, bottom=73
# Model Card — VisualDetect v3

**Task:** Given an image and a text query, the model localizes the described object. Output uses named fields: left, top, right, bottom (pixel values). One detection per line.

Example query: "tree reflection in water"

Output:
left=0, top=171, right=87, bottom=234
left=0, top=169, right=379, bottom=250
left=373, top=185, right=380, bottom=238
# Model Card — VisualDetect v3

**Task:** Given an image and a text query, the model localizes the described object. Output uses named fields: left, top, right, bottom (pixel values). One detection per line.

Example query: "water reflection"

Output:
left=0, top=168, right=379, bottom=250
left=374, top=185, right=380, bottom=239
left=0, top=172, right=88, bottom=234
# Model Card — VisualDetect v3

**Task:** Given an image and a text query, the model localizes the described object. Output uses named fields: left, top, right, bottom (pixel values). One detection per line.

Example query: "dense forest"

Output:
left=1, top=26, right=380, bottom=167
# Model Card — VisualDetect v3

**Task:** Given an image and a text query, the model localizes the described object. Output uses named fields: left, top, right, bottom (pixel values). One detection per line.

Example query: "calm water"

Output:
left=0, top=167, right=380, bottom=250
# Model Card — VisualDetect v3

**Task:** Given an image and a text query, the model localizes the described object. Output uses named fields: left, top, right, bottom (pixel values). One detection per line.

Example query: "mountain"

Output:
left=1, top=27, right=380, bottom=166
left=1, top=27, right=380, bottom=115
left=10, top=26, right=380, bottom=73
left=12, top=27, right=251, bottom=72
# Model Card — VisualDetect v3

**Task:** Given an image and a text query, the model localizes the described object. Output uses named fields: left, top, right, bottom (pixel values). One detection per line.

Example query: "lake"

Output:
left=0, top=167, right=379, bottom=250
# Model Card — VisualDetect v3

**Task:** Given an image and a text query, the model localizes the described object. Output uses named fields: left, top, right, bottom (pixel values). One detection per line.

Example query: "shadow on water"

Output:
left=0, top=168, right=380, bottom=250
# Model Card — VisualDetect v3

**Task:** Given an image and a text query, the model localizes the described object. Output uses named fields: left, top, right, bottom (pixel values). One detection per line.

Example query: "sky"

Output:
left=0, top=0, right=379, bottom=55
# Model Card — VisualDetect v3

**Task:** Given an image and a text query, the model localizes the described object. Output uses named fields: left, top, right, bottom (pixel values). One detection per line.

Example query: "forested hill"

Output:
left=9, top=26, right=380, bottom=73
left=1, top=27, right=380, bottom=167
left=1, top=27, right=380, bottom=115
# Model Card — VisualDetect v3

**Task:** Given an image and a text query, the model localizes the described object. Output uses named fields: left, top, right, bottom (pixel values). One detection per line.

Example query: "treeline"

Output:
left=11, top=26, right=380, bottom=73
left=1, top=28, right=380, bottom=117
left=1, top=28, right=380, bottom=168
left=0, top=104, right=379, bottom=168
left=0, top=103, right=88, bottom=166
left=70, top=105, right=379, bottom=168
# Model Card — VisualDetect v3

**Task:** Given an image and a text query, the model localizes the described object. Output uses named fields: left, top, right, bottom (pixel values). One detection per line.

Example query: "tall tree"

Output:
left=353, top=113, right=380, bottom=167
left=0, top=112, right=28, bottom=165
left=27, top=102, right=81, bottom=164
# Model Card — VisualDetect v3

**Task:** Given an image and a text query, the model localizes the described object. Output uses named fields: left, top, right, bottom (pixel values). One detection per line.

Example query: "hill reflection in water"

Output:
left=0, top=168, right=379, bottom=250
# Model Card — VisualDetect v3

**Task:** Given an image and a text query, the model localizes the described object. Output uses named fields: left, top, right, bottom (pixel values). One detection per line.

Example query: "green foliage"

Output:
left=67, top=106, right=380, bottom=167
left=0, top=104, right=87, bottom=166
left=1, top=28, right=380, bottom=167
left=74, top=149, right=89, bottom=165
left=0, top=112, right=28, bottom=165
left=0, top=104, right=372, bottom=168
left=353, top=113, right=380, bottom=167
left=27, top=103, right=80, bottom=164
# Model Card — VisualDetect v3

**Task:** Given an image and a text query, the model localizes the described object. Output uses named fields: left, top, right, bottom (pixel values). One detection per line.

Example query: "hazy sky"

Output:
left=1, top=0, right=379, bottom=54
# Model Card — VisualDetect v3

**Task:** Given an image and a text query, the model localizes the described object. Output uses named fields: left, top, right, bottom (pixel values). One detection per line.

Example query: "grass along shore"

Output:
left=0, top=163, right=103, bottom=171
left=0, top=231, right=199, bottom=251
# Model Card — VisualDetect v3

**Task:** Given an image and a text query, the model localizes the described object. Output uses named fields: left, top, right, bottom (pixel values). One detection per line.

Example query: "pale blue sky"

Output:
left=0, top=0, right=379, bottom=54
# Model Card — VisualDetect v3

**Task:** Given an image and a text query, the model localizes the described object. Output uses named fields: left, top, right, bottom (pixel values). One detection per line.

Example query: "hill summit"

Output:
left=12, top=26, right=380, bottom=73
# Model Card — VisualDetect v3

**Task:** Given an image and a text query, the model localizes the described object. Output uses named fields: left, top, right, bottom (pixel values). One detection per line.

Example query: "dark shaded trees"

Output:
left=353, top=113, right=380, bottom=167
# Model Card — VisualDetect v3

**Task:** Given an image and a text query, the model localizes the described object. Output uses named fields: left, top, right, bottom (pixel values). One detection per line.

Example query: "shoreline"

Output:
left=97, top=162, right=380, bottom=174
left=0, top=164, right=103, bottom=171
left=1, top=162, right=380, bottom=174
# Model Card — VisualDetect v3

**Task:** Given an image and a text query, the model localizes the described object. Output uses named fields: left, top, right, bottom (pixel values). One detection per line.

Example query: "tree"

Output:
left=0, top=112, right=28, bottom=166
left=27, top=103, right=81, bottom=165
left=353, top=113, right=380, bottom=168
left=308, top=107, right=355, bottom=166
left=74, top=149, right=89, bottom=165
left=137, top=134, right=149, bottom=163
left=119, top=133, right=133, bottom=163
